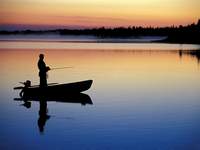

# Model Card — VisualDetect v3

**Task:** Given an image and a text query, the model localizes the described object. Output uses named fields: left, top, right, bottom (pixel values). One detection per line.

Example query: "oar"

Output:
left=14, top=86, right=24, bottom=90
left=30, top=83, right=59, bottom=87
left=14, top=82, right=59, bottom=90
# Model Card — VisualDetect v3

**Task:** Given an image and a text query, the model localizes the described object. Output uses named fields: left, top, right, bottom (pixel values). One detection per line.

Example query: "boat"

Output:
left=14, top=80, right=93, bottom=98
left=14, top=93, right=93, bottom=105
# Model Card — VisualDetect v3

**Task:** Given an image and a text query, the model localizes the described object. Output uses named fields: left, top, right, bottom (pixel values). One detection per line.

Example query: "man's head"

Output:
left=39, top=54, right=44, bottom=60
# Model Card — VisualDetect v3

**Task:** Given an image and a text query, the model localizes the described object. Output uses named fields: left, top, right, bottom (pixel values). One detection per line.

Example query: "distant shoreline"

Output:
left=0, top=34, right=199, bottom=44
left=0, top=35, right=168, bottom=43
left=0, top=20, right=200, bottom=44
left=0, top=36, right=199, bottom=44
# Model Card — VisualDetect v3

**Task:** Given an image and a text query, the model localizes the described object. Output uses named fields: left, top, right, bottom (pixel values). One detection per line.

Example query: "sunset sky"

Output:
left=0, top=0, right=200, bottom=29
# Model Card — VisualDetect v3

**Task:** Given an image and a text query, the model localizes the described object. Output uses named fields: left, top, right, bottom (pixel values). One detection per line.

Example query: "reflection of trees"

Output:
left=188, top=51, right=200, bottom=63
left=179, top=50, right=200, bottom=63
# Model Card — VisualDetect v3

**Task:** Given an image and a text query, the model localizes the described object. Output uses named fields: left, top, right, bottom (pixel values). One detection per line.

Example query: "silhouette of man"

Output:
left=38, top=54, right=50, bottom=87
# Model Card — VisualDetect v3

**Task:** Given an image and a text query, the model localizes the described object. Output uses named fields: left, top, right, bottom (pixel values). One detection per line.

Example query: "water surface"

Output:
left=0, top=42, right=200, bottom=150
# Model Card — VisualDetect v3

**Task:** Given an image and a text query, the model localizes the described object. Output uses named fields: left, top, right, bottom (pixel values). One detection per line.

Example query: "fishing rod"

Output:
left=50, top=67, right=73, bottom=70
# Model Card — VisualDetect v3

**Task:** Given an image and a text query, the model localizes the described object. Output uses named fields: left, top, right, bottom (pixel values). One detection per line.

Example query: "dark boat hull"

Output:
left=14, top=93, right=93, bottom=105
left=22, top=80, right=93, bottom=97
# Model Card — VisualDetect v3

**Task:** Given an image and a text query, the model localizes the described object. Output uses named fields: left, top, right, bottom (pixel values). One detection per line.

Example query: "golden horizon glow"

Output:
left=1, top=49, right=199, bottom=86
left=0, top=0, right=200, bottom=28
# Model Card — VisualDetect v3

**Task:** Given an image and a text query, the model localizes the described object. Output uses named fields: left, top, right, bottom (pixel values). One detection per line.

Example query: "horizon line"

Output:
left=0, top=19, right=199, bottom=31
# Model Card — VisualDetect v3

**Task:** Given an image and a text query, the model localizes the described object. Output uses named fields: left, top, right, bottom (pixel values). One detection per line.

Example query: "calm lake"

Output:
left=0, top=40, right=200, bottom=150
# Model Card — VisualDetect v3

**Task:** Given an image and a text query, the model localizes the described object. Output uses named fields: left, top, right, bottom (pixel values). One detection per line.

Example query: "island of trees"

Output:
left=0, top=19, right=200, bottom=44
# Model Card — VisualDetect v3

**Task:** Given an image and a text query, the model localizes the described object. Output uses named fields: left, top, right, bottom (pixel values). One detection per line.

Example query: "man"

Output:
left=38, top=54, right=50, bottom=87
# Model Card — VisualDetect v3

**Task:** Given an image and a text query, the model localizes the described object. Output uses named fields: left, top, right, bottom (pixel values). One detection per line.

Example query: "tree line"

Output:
left=0, top=19, right=200, bottom=43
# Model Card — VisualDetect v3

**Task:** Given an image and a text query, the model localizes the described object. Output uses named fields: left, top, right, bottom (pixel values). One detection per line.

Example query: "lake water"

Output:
left=0, top=40, right=200, bottom=150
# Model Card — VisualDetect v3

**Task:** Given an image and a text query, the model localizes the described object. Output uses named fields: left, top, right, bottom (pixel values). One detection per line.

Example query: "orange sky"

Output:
left=0, top=0, right=200, bottom=28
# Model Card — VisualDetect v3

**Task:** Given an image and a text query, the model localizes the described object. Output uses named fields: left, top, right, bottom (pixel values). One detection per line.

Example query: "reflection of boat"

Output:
left=14, top=93, right=93, bottom=105
left=14, top=93, right=93, bottom=134
left=14, top=80, right=93, bottom=97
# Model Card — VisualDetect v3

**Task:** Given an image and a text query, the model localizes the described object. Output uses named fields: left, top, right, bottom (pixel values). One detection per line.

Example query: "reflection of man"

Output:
left=38, top=54, right=50, bottom=87
left=38, top=99, right=50, bottom=134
